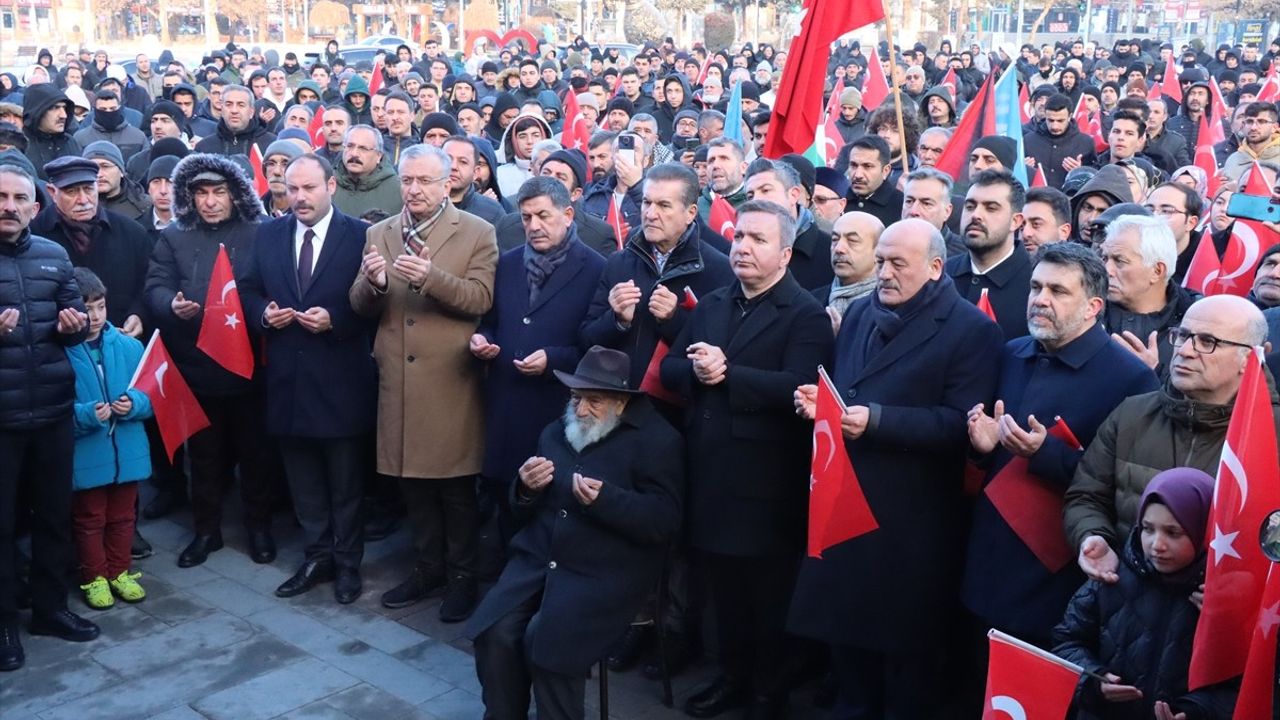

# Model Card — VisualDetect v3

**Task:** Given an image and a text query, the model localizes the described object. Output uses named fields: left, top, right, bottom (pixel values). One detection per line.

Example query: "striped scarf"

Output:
left=401, top=201, right=447, bottom=256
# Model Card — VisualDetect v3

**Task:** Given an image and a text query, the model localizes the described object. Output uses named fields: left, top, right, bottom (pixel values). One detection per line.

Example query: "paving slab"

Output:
left=191, top=656, right=359, bottom=720
left=1, top=655, right=121, bottom=718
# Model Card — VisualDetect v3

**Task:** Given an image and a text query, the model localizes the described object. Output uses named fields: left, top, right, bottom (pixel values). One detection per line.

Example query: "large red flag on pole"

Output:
left=762, top=0, right=886, bottom=159
left=808, top=366, right=878, bottom=557
left=367, top=57, right=384, bottom=95
left=129, top=330, right=210, bottom=460
left=196, top=245, right=255, bottom=379
left=1234, top=562, right=1280, bottom=719
left=982, top=630, right=1082, bottom=720
left=1190, top=348, right=1280, bottom=688
left=933, top=71, right=997, bottom=182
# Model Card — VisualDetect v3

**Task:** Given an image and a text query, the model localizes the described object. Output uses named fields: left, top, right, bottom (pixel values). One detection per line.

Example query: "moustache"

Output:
left=965, top=221, right=986, bottom=234
left=1029, top=308, right=1055, bottom=320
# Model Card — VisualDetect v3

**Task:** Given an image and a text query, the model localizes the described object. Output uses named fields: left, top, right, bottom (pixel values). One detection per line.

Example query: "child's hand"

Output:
left=1099, top=673, right=1142, bottom=702
left=1154, top=701, right=1186, bottom=720
left=110, top=395, right=132, bottom=416
left=94, top=403, right=111, bottom=422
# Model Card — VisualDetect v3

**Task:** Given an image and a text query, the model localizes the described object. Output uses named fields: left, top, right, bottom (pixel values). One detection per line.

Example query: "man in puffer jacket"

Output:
left=0, top=163, right=98, bottom=672
left=22, top=84, right=81, bottom=180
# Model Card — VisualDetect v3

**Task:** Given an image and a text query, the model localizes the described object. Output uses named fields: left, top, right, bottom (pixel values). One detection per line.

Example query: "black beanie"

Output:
left=543, top=148, right=588, bottom=190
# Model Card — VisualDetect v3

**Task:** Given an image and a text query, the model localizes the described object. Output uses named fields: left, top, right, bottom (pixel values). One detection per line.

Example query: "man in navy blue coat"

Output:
left=239, top=154, right=377, bottom=605
left=958, top=242, right=1157, bottom=711
left=788, top=218, right=1003, bottom=720
left=471, top=177, right=606, bottom=543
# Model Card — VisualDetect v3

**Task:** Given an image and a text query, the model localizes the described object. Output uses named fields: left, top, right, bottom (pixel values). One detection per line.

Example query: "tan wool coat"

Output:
left=350, top=203, right=498, bottom=479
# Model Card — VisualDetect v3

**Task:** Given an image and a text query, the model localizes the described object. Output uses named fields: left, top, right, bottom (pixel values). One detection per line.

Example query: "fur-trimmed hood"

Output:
left=170, top=152, right=265, bottom=229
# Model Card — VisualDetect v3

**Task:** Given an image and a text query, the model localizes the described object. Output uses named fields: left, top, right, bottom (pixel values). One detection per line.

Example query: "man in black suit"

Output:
left=789, top=218, right=1003, bottom=719
left=945, top=168, right=1032, bottom=340
left=660, top=200, right=835, bottom=718
left=239, top=154, right=378, bottom=604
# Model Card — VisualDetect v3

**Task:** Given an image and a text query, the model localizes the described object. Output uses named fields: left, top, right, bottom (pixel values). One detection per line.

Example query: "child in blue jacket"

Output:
left=68, top=268, right=152, bottom=609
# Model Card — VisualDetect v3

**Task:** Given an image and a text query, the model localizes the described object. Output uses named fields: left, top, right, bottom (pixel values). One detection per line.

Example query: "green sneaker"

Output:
left=109, top=570, right=146, bottom=603
left=80, top=576, right=114, bottom=609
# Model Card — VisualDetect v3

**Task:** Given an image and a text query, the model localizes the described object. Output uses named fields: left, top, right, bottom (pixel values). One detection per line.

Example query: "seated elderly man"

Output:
left=466, top=346, right=684, bottom=720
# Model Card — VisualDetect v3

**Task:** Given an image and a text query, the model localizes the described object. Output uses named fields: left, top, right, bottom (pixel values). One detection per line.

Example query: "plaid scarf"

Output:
left=401, top=201, right=447, bottom=256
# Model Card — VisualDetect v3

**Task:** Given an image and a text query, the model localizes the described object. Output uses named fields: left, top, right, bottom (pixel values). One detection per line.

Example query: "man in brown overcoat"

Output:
left=350, top=143, right=498, bottom=622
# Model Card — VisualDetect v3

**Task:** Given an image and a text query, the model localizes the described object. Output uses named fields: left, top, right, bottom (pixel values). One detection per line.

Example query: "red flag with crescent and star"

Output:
left=307, top=105, right=326, bottom=149
left=1234, top=562, right=1280, bottom=719
left=709, top=195, right=738, bottom=245
left=1193, top=112, right=1222, bottom=201
left=1031, top=163, right=1048, bottom=188
left=983, top=630, right=1081, bottom=720
left=808, top=366, right=878, bottom=558
left=639, top=287, right=699, bottom=406
left=367, top=57, right=384, bottom=95
left=560, top=89, right=590, bottom=154
left=1190, top=348, right=1280, bottom=689
left=248, top=143, right=269, bottom=197
left=196, top=245, right=254, bottom=379
left=606, top=195, right=629, bottom=251
left=129, top=330, right=209, bottom=460
left=938, top=66, right=959, bottom=106
left=976, top=287, right=997, bottom=323
left=1182, top=234, right=1225, bottom=296
left=1160, top=54, right=1183, bottom=104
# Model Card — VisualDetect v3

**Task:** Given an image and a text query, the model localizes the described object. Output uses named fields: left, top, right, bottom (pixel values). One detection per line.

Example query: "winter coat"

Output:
left=1064, top=377, right=1280, bottom=552
left=919, top=85, right=957, bottom=127
left=333, top=157, right=404, bottom=219
left=1052, top=531, right=1236, bottom=720
left=22, top=84, right=81, bottom=179
left=789, top=209, right=835, bottom=291
left=1145, top=128, right=1191, bottom=175
left=30, top=205, right=153, bottom=328
left=1024, top=118, right=1099, bottom=190
left=454, top=185, right=506, bottom=226
left=193, top=115, right=276, bottom=158
left=1222, top=134, right=1280, bottom=186
left=581, top=173, right=644, bottom=231
left=465, top=395, right=684, bottom=676
left=654, top=73, right=694, bottom=143
left=945, top=242, right=1032, bottom=340
left=73, top=122, right=147, bottom=164
left=494, top=209, right=619, bottom=258
left=962, top=322, right=1158, bottom=640
left=1164, top=82, right=1212, bottom=160
left=477, top=234, right=606, bottom=484
left=142, top=153, right=266, bottom=396
left=833, top=109, right=867, bottom=144
left=0, top=229, right=88, bottom=430
left=349, top=202, right=498, bottom=479
left=69, top=325, right=153, bottom=490
left=1070, top=166, right=1134, bottom=243
left=1102, top=282, right=1199, bottom=376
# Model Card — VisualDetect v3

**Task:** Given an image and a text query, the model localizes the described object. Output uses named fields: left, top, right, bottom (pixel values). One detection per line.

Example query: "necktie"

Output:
left=298, top=228, right=315, bottom=294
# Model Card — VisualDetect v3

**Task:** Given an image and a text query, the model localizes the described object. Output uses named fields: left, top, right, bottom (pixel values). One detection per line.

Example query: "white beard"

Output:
left=563, top=401, right=624, bottom=452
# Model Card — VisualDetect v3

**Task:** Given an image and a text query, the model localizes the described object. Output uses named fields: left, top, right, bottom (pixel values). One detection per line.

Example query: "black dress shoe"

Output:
left=142, top=487, right=187, bottom=519
left=178, top=533, right=224, bottom=567
left=608, top=623, right=652, bottom=672
left=684, top=676, right=749, bottom=718
left=438, top=575, right=478, bottom=623
left=0, top=623, right=23, bottom=671
left=29, top=609, right=100, bottom=643
left=248, top=529, right=276, bottom=564
left=275, top=561, right=335, bottom=598
left=380, top=567, right=445, bottom=609
left=131, top=529, right=154, bottom=560
left=334, top=568, right=362, bottom=604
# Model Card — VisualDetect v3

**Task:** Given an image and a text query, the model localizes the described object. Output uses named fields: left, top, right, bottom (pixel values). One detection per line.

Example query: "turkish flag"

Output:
left=1209, top=76, right=1231, bottom=128
left=1215, top=163, right=1280, bottom=296
left=860, top=45, right=890, bottom=113
left=934, top=72, right=996, bottom=183
left=639, top=287, right=699, bottom=406
left=129, top=330, right=210, bottom=460
left=1182, top=234, right=1225, bottom=295
left=196, top=245, right=255, bottom=379
left=1018, top=82, right=1030, bottom=124
left=367, top=58, right=384, bottom=96
left=709, top=195, right=737, bottom=244
left=1258, top=63, right=1279, bottom=103
left=975, top=287, right=997, bottom=323
left=762, top=0, right=885, bottom=158
left=695, top=54, right=714, bottom=86
left=1193, top=113, right=1222, bottom=201
left=984, top=418, right=1084, bottom=572
left=808, top=366, right=878, bottom=558
left=983, top=630, right=1082, bottom=720
left=1031, top=163, right=1048, bottom=188
left=1190, top=348, right=1280, bottom=688
left=821, top=111, right=844, bottom=167
left=307, top=105, right=325, bottom=150
left=1160, top=54, right=1183, bottom=104
left=560, top=90, right=590, bottom=154
left=938, top=66, right=959, bottom=106
left=248, top=143, right=268, bottom=197
left=1073, top=97, right=1107, bottom=154
left=1234, top=562, right=1280, bottom=720
left=606, top=196, right=628, bottom=251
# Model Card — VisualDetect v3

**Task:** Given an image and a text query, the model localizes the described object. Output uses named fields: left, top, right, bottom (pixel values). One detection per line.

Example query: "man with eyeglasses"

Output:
left=810, top=167, right=849, bottom=231
left=334, top=125, right=403, bottom=218
left=1066, top=294, right=1279, bottom=588
left=1222, top=102, right=1280, bottom=185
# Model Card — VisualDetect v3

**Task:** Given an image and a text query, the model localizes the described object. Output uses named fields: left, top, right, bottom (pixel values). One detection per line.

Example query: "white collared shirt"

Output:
left=970, top=244, right=1016, bottom=276
left=152, top=211, right=172, bottom=230
left=294, top=207, right=334, bottom=276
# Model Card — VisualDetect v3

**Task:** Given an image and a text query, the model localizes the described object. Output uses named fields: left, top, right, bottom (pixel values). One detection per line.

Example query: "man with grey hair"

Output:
left=627, top=114, right=673, bottom=165
left=744, top=158, right=833, bottom=289
left=818, top=211, right=883, bottom=332
left=661, top=199, right=833, bottom=718
left=915, top=126, right=951, bottom=169
left=1099, top=214, right=1197, bottom=374
left=193, top=84, right=276, bottom=157
left=698, top=137, right=749, bottom=226
left=902, top=166, right=963, bottom=257
left=334, top=124, right=403, bottom=217
left=350, top=142, right=498, bottom=623
left=697, top=110, right=726, bottom=145
left=790, top=217, right=1002, bottom=718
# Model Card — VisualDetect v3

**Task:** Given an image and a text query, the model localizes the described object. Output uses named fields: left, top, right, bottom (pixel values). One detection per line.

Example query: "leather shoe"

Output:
left=0, top=623, right=23, bottom=671
left=274, top=561, right=334, bottom=598
left=607, top=623, right=651, bottom=672
left=381, top=567, right=445, bottom=609
left=334, top=568, right=362, bottom=604
left=29, top=609, right=100, bottom=643
left=438, top=575, right=478, bottom=623
left=683, top=676, right=748, bottom=718
left=178, top=533, right=223, bottom=567
left=248, top=529, right=276, bottom=564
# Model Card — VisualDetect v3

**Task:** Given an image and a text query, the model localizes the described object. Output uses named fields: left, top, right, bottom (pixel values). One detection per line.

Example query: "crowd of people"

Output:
left=2, top=25, right=1280, bottom=720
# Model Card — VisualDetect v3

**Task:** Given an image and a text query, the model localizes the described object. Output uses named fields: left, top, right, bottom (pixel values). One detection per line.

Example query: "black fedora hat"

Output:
left=553, top=346, right=642, bottom=394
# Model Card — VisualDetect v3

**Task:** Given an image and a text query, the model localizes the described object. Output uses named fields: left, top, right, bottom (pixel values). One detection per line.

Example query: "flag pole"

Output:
left=880, top=1, right=910, bottom=176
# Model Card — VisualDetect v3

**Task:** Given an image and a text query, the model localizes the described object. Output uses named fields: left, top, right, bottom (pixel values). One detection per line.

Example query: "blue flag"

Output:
left=993, top=67, right=1029, bottom=187
left=723, top=77, right=745, bottom=147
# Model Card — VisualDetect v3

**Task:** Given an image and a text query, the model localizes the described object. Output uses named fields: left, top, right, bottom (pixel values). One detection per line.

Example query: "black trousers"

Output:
left=704, top=551, right=799, bottom=698
left=400, top=475, right=478, bottom=578
left=0, top=417, right=74, bottom=620
left=144, top=417, right=185, bottom=495
left=187, top=392, right=275, bottom=536
left=829, top=644, right=947, bottom=720
left=474, top=592, right=587, bottom=720
left=279, top=436, right=366, bottom=570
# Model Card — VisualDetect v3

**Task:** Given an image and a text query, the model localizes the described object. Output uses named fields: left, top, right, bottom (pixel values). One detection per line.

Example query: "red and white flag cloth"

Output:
left=709, top=195, right=737, bottom=245
left=248, top=143, right=268, bottom=197
left=983, top=630, right=1082, bottom=720
left=639, top=287, right=699, bottom=406
left=559, top=89, right=590, bottom=154
left=196, top=245, right=254, bottom=379
left=606, top=195, right=628, bottom=251
left=1234, top=561, right=1280, bottom=719
left=808, top=365, right=878, bottom=558
left=128, top=330, right=210, bottom=460
left=975, top=287, right=997, bottom=323
left=367, top=58, right=384, bottom=95
left=1190, top=348, right=1280, bottom=688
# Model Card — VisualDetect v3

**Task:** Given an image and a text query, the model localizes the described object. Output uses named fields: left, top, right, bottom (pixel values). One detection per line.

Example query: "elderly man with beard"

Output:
left=946, top=169, right=1033, bottom=340
left=958, top=243, right=1157, bottom=711
left=815, top=211, right=883, bottom=333
left=467, top=346, right=683, bottom=720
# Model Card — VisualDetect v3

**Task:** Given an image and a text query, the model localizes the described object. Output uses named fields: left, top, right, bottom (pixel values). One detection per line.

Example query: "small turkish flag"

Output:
left=1031, top=164, right=1048, bottom=188
left=307, top=105, right=325, bottom=150
left=975, top=287, right=997, bottom=323
left=639, top=287, right=699, bottom=405
left=1190, top=348, right=1280, bottom=688
left=248, top=143, right=268, bottom=197
left=860, top=44, right=890, bottom=113
left=709, top=195, right=737, bottom=244
left=938, top=66, right=959, bottom=106
left=1160, top=54, right=1183, bottom=104
left=1073, top=98, right=1107, bottom=154
left=808, top=366, right=878, bottom=558
left=983, top=629, right=1082, bottom=720
left=1193, top=112, right=1222, bottom=200
left=1182, top=234, right=1224, bottom=296
left=560, top=90, right=590, bottom=154
left=1234, top=562, right=1280, bottom=720
left=196, top=245, right=255, bottom=379
left=367, top=58, right=384, bottom=95
left=821, top=111, right=843, bottom=168
left=129, top=330, right=210, bottom=460
left=1258, top=63, right=1279, bottom=103
left=1018, top=82, right=1031, bottom=124
left=1212, top=163, right=1280, bottom=297
left=606, top=195, right=629, bottom=251
left=825, top=77, right=846, bottom=121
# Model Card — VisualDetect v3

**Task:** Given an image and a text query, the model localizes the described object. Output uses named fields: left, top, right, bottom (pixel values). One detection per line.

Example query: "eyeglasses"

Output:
left=343, top=143, right=377, bottom=154
left=1167, top=327, right=1253, bottom=354
left=399, top=175, right=449, bottom=188
left=1142, top=204, right=1188, bottom=218
left=812, top=195, right=844, bottom=205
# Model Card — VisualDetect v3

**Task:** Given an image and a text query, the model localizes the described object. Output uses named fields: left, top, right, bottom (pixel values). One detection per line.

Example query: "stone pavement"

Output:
left=0, top=495, right=824, bottom=720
